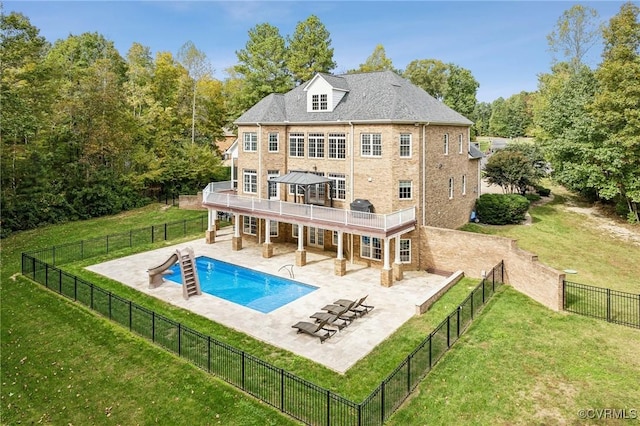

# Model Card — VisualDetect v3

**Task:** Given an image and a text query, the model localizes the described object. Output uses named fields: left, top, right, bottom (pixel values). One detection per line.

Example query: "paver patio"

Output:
left=87, top=227, right=450, bottom=373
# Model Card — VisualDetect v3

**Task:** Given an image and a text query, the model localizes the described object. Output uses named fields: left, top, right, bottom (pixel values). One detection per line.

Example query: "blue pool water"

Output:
left=165, top=256, right=317, bottom=313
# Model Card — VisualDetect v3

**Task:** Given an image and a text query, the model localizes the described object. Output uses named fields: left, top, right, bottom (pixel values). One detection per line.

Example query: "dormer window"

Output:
left=312, top=94, right=328, bottom=111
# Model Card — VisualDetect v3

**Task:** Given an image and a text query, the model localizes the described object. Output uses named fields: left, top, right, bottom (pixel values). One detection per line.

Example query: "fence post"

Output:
left=241, top=352, right=246, bottom=389
left=280, top=369, right=285, bottom=412
left=90, top=284, right=94, bottom=310
left=151, top=225, right=155, bottom=243
left=207, top=336, right=211, bottom=373
left=607, top=288, right=611, bottom=323
left=357, top=404, right=362, bottom=426
left=59, top=269, right=62, bottom=294
left=129, top=300, right=132, bottom=330
left=457, top=306, right=461, bottom=338
left=407, top=355, right=412, bottom=392
left=129, top=230, right=132, bottom=247
left=74, top=276, right=77, bottom=301
left=380, top=381, right=385, bottom=424
left=471, top=291, right=474, bottom=320
left=152, top=311, right=156, bottom=342
left=326, top=389, right=330, bottom=426
left=164, top=223, right=167, bottom=241
left=447, top=315, right=451, bottom=348
left=562, top=281, right=566, bottom=310
left=482, top=279, right=486, bottom=304
left=428, top=336, right=432, bottom=368
left=106, top=235, right=109, bottom=254
left=178, top=323, right=182, bottom=356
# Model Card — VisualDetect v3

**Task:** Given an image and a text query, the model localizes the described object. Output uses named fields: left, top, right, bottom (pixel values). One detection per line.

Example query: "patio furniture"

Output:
left=291, top=318, right=337, bottom=343
left=333, top=295, right=374, bottom=316
left=310, top=303, right=354, bottom=329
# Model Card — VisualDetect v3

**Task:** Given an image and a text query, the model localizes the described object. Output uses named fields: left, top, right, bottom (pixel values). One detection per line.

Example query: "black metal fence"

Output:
left=563, top=281, right=640, bottom=329
left=21, top=227, right=504, bottom=425
left=25, top=215, right=207, bottom=267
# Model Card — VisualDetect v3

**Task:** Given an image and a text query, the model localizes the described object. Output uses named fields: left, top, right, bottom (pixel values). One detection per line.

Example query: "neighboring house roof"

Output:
left=468, top=144, right=484, bottom=159
left=235, top=70, right=473, bottom=126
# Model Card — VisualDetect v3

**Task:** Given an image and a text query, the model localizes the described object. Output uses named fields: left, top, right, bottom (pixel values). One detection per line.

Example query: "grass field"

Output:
left=2, top=196, right=639, bottom=425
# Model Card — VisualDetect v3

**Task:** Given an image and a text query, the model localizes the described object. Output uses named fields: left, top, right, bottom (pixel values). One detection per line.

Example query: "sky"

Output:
left=4, top=1, right=628, bottom=103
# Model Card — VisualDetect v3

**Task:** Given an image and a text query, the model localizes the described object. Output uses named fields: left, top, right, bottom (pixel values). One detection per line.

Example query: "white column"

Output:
left=265, top=219, right=271, bottom=244
left=383, top=237, right=390, bottom=270
left=337, top=231, right=344, bottom=260
left=208, top=209, right=216, bottom=232
left=297, top=224, right=304, bottom=251
left=394, top=235, right=401, bottom=264
left=234, top=213, right=241, bottom=237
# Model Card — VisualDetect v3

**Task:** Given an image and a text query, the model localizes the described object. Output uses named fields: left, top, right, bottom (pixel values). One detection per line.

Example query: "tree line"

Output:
left=1, top=4, right=638, bottom=237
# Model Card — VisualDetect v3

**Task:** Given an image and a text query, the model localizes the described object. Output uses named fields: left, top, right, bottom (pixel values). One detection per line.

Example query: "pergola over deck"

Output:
left=201, top=181, right=416, bottom=286
left=268, top=171, right=333, bottom=207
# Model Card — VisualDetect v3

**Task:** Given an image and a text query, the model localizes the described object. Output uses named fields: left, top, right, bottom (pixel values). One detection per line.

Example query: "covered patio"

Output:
left=201, top=180, right=416, bottom=286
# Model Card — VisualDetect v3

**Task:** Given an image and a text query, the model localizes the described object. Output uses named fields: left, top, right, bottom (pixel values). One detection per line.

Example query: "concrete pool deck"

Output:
left=86, top=227, right=451, bottom=373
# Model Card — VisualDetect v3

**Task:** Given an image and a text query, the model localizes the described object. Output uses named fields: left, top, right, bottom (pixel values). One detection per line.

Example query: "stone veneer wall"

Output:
left=179, top=192, right=205, bottom=210
left=419, top=226, right=564, bottom=311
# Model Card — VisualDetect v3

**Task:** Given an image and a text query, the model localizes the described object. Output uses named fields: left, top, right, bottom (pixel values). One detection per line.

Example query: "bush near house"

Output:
left=476, top=193, right=530, bottom=225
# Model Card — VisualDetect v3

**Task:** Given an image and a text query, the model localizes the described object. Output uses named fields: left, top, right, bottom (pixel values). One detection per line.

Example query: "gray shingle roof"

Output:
left=235, top=71, right=473, bottom=126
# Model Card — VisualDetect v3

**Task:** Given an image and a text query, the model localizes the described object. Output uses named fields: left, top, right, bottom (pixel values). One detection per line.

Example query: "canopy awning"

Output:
left=269, top=171, right=331, bottom=186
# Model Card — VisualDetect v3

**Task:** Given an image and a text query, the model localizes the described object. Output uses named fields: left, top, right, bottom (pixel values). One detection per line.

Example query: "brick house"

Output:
left=202, top=71, right=482, bottom=286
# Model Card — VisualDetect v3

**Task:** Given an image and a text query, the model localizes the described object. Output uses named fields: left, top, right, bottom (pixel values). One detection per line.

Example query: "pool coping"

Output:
left=86, top=228, right=450, bottom=374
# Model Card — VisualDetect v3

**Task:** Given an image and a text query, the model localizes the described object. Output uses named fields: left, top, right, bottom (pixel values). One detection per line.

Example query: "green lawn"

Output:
left=461, top=188, right=639, bottom=294
left=2, top=196, right=639, bottom=425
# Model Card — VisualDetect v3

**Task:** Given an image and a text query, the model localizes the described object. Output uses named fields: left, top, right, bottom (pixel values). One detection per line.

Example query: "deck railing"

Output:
left=203, top=184, right=416, bottom=233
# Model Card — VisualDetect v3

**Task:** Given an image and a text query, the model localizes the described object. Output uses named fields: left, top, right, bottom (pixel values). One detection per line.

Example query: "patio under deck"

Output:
left=202, top=182, right=417, bottom=286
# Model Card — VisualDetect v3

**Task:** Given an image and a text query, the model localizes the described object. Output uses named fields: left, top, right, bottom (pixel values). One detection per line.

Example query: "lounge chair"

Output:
left=291, top=318, right=337, bottom=343
left=310, top=303, right=354, bottom=330
left=321, top=303, right=358, bottom=321
left=333, top=295, right=374, bottom=316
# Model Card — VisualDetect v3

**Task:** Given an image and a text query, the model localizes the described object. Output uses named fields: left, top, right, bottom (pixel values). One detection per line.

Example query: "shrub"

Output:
left=525, top=193, right=541, bottom=203
left=536, top=186, right=551, bottom=197
left=476, top=193, right=530, bottom=225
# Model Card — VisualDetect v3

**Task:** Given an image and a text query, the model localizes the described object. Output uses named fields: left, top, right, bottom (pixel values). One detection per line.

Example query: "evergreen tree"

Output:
left=234, top=23, right=293, bottom=111
left=287, top=15, right=336, bottom=84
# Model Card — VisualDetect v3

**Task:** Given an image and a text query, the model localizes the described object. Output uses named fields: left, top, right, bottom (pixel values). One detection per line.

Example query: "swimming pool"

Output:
left=164, top=256, right=317, bottom=313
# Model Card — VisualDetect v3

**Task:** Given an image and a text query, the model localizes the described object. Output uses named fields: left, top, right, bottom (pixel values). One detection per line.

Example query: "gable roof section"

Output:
left=235, top=70, right=472, bottom=126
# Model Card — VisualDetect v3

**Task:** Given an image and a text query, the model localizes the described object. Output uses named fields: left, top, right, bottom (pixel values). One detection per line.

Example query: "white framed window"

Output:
left=361, top=236, right=382, bottom=260
left=328, top=133, right=346, bottom=159
left=462, top=174, right=467, bottom=195
left=292, top=224, right=299, bottom=238
left=329, top=173, right=346, bottom=200
left=458, top=134, right=463, bottom=154
left=399, top=180, right=412, bottom=200
left=243, top=132, right=257, bottom=152
left=289, top=133, right=304, bottom=157
left=268, top=133, right=279, bottom=152
left=243, top=216, right=257, bottom=235
left=444, top=134, right=449, bottom=155
left=361, top=134, right=382, bottom=157
left=308, top=133, right=325, bottom=158
left=308, top=171, right=325, bottom=204
left=448, top=177, right=454, bottom=199
left=267, top=170, right=279, bottom=198
left=312, top=94, right=328, bottom=111
left=400, top=239, right=411, bottom=263
left=243, top=169, right=257, bottom=194
left=400, top=134, right=412, bottom=158
left=332, top=231, right=339, bottom=246
left=269, top=220, right=278, bottom=237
